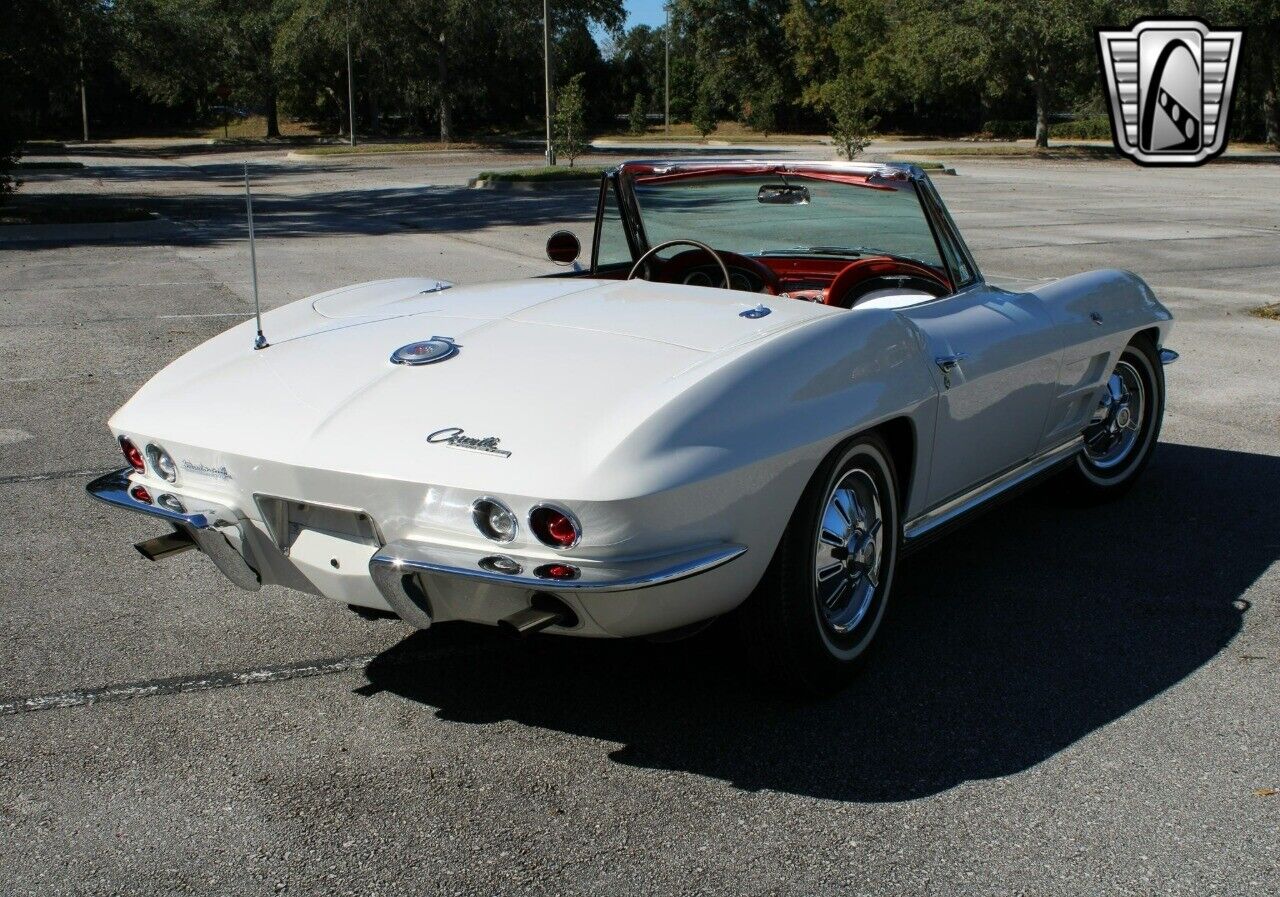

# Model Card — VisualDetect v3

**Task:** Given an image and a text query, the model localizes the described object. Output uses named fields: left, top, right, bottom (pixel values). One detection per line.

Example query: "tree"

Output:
left=963, top=0, right=1101, bottom=148
left=742, top=78, right=783, bottom=136
left=828, top=81, right=877, bottom=159
left=692, top=90, right=716, bottom=137
left=628, top=92, right=647, bottom=134
left=554, top=72, right=588, bottom=165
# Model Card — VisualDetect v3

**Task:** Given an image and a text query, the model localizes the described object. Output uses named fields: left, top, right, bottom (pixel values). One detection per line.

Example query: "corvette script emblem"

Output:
left=1096, top=18, right=1243, bottom=166
left=181, top=460, right=233, bottom=480
left=427, top=427, right=511, bottom=458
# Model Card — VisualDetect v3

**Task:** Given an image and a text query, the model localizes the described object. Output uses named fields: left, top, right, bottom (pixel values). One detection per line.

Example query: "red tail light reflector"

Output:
left=534, top=563, right=580, bottom=581
left=129, top=485, right=153, bottom=504
left=529, top=505, right=580, bottom=549
left=119, top=436, right=145, bottom=472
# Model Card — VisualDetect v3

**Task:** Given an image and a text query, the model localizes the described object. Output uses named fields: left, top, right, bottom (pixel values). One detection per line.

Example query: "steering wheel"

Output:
left=628, top=239, right=732, bottom=290
left=825, top=257, right=952, bottom=309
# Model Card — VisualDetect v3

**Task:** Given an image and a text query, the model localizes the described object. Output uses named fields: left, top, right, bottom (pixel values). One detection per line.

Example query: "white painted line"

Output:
left=0, top=654, right=379, bottom=715
left=156, top=313, right=255, bottom=319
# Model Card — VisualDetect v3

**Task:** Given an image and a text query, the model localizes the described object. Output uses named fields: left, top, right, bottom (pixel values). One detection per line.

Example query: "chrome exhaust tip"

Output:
left=135, top=530, right=197, bottom=561
left=498, top=593, right=578, bottom=637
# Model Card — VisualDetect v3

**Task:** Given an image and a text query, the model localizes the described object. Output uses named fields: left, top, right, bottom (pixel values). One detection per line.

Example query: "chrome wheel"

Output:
left=814, top=468, right=884, bottom=636
left=1084, top=360, right=1147, bottom=470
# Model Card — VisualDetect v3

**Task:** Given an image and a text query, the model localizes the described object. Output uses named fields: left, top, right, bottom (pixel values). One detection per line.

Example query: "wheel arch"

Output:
left=866, top=416, right=916, bottom=515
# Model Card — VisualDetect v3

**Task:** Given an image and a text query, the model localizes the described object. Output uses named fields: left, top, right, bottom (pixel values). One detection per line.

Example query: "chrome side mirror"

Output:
left=546, top=231, right=581, bottom=265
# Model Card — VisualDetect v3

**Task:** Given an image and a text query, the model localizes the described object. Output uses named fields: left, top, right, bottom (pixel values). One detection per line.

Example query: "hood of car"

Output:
left=109, top=277, right=836, bottom=494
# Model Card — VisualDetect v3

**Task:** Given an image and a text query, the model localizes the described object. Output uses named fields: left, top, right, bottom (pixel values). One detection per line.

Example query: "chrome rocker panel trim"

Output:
left=370, top=540, right=748, bottom=629
left=903, top=437, right=1084, bottom=543
left=86, top=468, right=262, bottom=591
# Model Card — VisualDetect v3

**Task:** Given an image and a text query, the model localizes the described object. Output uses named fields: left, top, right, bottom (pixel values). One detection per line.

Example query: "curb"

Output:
left=468, top=178, right=599, bottom=190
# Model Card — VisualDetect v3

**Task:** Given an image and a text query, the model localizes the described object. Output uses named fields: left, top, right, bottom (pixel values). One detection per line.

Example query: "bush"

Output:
left=628, top=93, right=647, bottom=136
left=741, top=82, right=782, bottom=137
left=829, top=84, right=878, bottom=160
left=982, top=119, right=1034, bottom=140
left=553, top=73, right=588, bottom=166
left=0, top=111, right=22, bottom=201
left=1049, top=115, right=1114, bottom=140
left=692, top=92, right=716, bottom=138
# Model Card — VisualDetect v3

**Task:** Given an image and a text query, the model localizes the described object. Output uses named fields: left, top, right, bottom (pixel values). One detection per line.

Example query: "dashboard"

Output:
left=680, top=265, right=768, bottom=293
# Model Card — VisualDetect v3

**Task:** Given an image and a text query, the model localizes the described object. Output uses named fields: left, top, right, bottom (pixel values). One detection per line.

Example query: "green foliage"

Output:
left=1049, top=115, right=1113, bottom=140
left=691, top=91, right=716, bottom=138
left=554, top=73, right=589, bottom=166
left=5, top=0, right=1279, bottom=152
left=741, top=79, right=783, bottom=136
left=982, top=119, right=1034, bottom=139
left=828, top=82, right=878, bottom=160
left=477, top=166, right=605, bottom=182
left=628, top=93, right=648, bottom=135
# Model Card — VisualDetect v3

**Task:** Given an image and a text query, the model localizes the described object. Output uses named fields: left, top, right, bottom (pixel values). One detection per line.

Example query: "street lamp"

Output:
left=544, top=0, right=556, bottom=165
left=346, top=10, right=356, bottom=147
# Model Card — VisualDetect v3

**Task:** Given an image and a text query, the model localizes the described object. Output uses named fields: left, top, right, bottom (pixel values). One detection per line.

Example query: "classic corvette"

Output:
left=88, top=159, right=1176, bottom=691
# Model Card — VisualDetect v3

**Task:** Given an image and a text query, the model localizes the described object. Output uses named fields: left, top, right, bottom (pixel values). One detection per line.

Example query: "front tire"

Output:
left=736, top=434, right=900, bottom=694
left=1066, top=338, right=1164, bottom=498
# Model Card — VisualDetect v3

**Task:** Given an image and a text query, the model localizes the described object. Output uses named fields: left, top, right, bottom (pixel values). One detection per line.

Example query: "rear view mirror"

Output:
left=546, top=230, right=581, bottom=265
left=757, top=184, right=811, bottom=205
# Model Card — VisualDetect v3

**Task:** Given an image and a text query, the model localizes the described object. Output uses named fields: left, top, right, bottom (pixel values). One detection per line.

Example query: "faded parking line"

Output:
left=0, top=653, right=378, bottom=716
left=0, top=467, right=114, bottom=487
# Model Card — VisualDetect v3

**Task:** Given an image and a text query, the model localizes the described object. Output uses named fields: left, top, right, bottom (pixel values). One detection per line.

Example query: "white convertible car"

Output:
left=89, top=160, right=1176, bottom=691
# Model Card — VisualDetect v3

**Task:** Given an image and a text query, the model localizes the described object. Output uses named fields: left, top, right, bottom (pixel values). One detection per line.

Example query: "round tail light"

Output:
left=146, top=444, right=178, bottom=482
left=472, top=498, right=518, bottom=543
left=119, top=436, right=145, bottom=472
left=529, top=505, right=580, bottom=549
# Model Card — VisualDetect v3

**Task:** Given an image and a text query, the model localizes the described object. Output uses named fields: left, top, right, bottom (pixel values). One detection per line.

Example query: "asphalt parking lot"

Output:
left=1, top=146, right=1277, bottom=896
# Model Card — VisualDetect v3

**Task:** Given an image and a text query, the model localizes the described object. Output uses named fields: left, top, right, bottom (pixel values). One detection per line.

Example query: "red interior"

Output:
left=595, top=253, right=952, bottom=305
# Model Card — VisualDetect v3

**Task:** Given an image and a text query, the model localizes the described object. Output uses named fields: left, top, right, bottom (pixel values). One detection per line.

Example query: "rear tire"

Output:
left=735, top=434, right=900, bottom=695
left=1063, top=338, right=1164, bottom=499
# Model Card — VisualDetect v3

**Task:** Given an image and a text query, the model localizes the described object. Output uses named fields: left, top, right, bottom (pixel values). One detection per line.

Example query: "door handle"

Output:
left=934, top=353, right=969, bottom=388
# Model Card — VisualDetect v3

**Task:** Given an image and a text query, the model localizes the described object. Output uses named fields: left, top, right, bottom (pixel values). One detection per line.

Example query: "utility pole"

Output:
left=79, top=53, right=88, bottom=142
left=346, top=12, right=356, bottom=147
left=664, top=3, right=670, bottom=136
left=543, top=0, right=556, bottom=165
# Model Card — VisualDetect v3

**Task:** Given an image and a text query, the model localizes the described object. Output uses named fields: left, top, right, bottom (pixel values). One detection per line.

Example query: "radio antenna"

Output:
left=243, top=164, right=269, bottom=350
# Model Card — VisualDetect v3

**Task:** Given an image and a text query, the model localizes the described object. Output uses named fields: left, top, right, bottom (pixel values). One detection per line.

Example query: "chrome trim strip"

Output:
left=904, top=437, right=1084, bottom=542
left=1159, top=348, right=1179, bottom=365
left=87, top=468, right=219, bottom=528
left=370, top=539, right=747, bottom=603
left=87, top=468, right=261, bottom=591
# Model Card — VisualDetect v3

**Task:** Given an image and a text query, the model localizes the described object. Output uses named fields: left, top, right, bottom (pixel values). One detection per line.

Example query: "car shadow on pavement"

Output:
left=360, top=442, right=1271, bottom=802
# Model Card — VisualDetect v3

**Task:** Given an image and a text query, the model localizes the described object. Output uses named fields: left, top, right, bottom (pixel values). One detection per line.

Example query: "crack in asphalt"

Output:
left=0, top=653, right=379, bottom=716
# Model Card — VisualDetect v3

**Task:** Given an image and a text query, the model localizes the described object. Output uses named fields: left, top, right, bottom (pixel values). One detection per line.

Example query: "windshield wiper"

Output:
left=758, top=245, right=937, bottom=268
left=755, top=246, right=864, bottom=257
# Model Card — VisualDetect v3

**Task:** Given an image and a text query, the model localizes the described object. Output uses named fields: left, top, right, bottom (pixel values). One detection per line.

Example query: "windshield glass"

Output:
left=629, top=171, right=944, bottom=269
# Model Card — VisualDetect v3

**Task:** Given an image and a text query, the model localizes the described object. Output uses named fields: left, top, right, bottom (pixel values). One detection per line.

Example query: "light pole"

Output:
left=544, top=0, right=556, bottom=165
left=79, top=52, right=89, bottom=143
left=346, top=18, right=356, bottom=146
left=664, top=3, right=670, bottom=136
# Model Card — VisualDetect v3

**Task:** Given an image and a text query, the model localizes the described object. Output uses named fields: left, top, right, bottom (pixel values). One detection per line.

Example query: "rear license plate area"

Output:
left=256, top=496, right=382, bottom=556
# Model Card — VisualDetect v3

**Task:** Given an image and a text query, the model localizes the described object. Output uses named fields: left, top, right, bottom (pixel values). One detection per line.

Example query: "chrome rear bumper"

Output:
left=86, top=468, right=262, bottom=591
left=369, top=539, right=747, bottom=629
